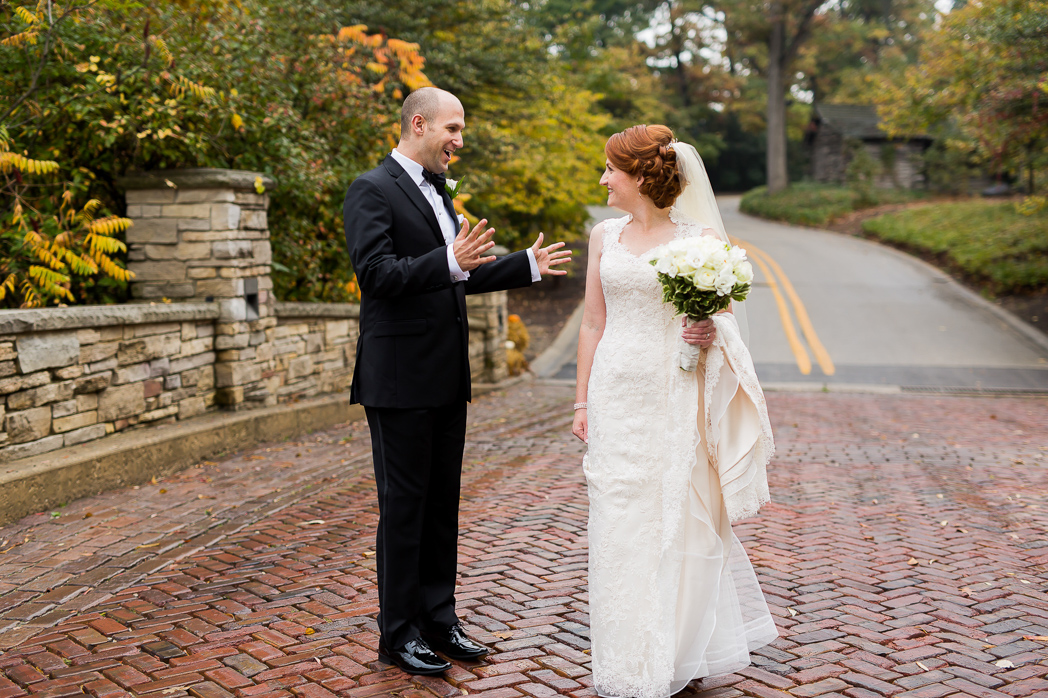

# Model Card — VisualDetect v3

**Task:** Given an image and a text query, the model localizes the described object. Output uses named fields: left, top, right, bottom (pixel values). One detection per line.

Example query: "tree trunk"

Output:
left=766, top=12, right=789, bottom=194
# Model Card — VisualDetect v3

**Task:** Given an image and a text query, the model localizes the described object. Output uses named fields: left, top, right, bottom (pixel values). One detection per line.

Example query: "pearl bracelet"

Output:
left=573, top=402, right=588, bottom=410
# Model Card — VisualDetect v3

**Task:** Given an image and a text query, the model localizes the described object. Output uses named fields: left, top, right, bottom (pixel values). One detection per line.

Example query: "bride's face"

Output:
left=600, top=161, right=642, bottom=209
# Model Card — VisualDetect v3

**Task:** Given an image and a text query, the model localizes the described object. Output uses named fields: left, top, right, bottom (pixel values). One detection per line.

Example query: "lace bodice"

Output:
left=593, top=211, right=710, bottom=390
left=598, top=210, right=707, bottom=337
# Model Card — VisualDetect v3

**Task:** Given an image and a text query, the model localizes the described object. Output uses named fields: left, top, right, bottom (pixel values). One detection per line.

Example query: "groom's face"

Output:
left=419, top=98, right=465, bottom=174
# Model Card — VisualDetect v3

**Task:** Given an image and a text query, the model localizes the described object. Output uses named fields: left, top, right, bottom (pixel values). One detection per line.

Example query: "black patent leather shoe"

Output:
left=377, top=638, right=451, bottom=675
left=421, top=623, right=490, bottom=661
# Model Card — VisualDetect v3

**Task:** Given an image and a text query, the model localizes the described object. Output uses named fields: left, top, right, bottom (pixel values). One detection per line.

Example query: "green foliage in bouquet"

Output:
left=650, top=266, right=751, bottom=320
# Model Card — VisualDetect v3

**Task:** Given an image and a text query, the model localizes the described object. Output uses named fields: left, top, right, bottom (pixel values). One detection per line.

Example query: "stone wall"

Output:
left=0, top=305, right=219, bottom=462
left=271, top=304, right=358, bottom=401
left=0, top=167, right=511, bottom=464
left=467, top=291, right=509, bottom=385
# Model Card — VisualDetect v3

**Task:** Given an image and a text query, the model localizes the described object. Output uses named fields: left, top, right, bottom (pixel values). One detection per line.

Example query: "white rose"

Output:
left=727, top=246, right=747, bottom=265
left=715, top=267, right=737, bottom=296
left=707, top=247, right=729, bottom=269
left=734, top=261, right=754, bottom=285
left=684, top=247, right=708, bottom=270
left=654, top=255, right=678, bottom=277
left=693, top=268, right=717, bottom=291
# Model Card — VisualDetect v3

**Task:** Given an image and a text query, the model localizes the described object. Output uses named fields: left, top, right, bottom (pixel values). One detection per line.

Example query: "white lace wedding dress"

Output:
left=583, top=212, right=778, bottom=698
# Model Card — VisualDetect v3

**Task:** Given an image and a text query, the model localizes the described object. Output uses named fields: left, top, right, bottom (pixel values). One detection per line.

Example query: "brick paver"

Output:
left=0, top=383, right=1046, bottom=698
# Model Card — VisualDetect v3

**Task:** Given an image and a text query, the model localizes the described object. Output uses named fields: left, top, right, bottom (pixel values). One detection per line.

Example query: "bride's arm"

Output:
left=573, top=223, right=607, bottom=444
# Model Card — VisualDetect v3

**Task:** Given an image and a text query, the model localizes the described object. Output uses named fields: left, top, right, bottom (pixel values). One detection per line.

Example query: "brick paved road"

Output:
left=0, top=383, right=1046, bottom=698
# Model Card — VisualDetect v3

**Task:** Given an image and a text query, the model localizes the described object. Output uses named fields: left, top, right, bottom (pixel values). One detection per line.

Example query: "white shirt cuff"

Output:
left=447, top=244, right=470, bottom=282
left=526, top=248, right=541, bottom=282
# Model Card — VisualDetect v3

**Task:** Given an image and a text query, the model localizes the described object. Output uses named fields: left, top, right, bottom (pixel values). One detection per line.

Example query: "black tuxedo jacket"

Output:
left=343, top=154, right=533, bottom=408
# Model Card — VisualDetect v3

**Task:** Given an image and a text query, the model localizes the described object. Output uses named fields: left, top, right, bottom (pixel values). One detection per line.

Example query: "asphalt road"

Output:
left=557, top=200, right=1048, bottom=392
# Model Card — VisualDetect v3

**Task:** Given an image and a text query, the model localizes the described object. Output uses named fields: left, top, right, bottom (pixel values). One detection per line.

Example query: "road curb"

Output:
left=0, top=394, right=367, bottom=527
left=740, top=205, right=1048, bottom=358
left=0, top=374, right=530, bottom=527
left=868, top=239, right=1048, bottom=357
left=531, top=300, right=585, bottom=379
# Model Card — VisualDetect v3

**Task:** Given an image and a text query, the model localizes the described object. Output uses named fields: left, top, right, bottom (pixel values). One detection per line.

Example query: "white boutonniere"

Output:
left=445, top=176, right=464, bottom=200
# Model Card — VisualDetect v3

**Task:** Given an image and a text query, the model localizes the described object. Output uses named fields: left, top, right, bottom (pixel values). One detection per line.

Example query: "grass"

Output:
left=739, top=183, right=923, bottom=227
left=862, top=200, right=1048, bottom=294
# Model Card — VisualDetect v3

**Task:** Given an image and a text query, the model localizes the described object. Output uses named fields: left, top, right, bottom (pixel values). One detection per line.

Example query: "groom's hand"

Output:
left=531, top=233, right=572, bottom=276
left=454, top=218, right=497, bottom=271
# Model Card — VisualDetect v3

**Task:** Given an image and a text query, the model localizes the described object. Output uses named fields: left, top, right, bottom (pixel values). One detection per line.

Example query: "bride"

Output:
left=572, top=125, right=778, bottom=698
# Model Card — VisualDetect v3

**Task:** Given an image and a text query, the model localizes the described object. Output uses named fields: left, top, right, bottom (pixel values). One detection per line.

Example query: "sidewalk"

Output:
left=0, top=383, right=1046, bottom=697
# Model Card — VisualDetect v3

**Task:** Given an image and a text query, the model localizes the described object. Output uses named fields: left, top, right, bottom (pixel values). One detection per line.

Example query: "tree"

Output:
left=759, top=0, right=824, bottom=192
left=1, top=0, right=431, bottom=305
left=875, top=0, right=1048, bottom=192
left=341, top=0, right=612, bottom=249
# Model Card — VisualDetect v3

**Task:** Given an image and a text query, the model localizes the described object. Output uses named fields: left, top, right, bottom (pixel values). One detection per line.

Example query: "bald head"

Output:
left=397, top=87, right=465, bottom=175
left=400, top=87, right=458, bottom=139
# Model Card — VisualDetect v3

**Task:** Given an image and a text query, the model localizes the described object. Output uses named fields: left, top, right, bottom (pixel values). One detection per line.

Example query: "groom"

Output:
left=343, top=87, right=570, bottom=675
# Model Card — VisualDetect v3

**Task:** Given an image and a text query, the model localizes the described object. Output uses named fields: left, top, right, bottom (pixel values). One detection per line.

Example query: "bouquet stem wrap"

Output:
left=679, top=317, right=703, bottom=371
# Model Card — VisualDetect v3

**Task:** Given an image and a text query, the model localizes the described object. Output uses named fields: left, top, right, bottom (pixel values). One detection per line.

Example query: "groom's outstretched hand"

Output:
left=454, top=218, right=497, bottom=271
left=531, top=233, right=572, bottom=276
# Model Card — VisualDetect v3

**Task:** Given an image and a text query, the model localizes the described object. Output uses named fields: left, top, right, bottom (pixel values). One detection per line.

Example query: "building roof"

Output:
left=813, top=104, right=888, bottom=139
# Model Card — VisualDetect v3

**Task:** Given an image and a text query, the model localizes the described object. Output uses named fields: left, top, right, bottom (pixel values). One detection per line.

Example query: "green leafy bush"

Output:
left=740, top=183, right=923, bottom=227
left=1, top=0, right=425, bottom=305
left=862, top=200, right=1048, bottom=293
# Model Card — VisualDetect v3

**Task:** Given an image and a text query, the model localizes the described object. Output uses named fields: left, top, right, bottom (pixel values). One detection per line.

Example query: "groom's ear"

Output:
left=410, top=114, right=427, bottom=137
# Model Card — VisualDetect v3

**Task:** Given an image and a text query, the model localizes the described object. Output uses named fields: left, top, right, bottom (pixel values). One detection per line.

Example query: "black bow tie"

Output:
left=422, top=169, right=446, bottom=190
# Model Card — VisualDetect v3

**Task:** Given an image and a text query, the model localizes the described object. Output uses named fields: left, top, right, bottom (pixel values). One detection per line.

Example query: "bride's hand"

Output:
left=572, top=409, right=588, bottom=443
left=682, top=317, right=716, bottom=347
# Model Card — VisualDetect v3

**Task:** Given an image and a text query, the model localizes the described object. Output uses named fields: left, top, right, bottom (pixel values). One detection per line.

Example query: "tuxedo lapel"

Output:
left=440, top=189, right=459, bottom=235
left=382, top=156, right=446, bottom=247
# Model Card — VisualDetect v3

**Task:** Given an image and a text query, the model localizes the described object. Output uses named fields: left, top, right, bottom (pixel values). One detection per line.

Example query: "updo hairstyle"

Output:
left=604, top=125, right=682, bottom=209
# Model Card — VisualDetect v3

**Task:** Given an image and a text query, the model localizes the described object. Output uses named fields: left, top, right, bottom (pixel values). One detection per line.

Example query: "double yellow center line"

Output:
left=731, top=237, right=835, bottom=376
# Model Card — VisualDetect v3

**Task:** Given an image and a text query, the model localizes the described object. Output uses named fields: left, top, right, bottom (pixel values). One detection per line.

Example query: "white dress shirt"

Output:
left=390, top=149, right=540, bottom=283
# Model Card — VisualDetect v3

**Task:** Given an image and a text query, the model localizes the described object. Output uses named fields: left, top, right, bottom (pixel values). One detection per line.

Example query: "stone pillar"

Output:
left=120, top=168, right=279, bottom=409
left=467, top=291, right=509, bottom=384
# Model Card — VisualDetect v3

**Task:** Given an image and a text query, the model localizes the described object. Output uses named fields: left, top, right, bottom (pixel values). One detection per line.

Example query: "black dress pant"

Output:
left=364, top=402, right=467, bottom=649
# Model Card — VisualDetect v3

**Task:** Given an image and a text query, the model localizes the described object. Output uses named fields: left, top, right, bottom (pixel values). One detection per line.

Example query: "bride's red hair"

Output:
left=605, top=125, right=682, bottom=209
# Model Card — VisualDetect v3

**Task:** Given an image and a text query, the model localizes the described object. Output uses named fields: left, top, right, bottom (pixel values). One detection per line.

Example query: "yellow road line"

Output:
left=743, top=246, right=812, bottom=375
left=733, top=237, right=836, bottom=376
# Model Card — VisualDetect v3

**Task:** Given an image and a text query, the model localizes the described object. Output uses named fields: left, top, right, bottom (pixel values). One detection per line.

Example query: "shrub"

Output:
left=740, top=182, right=924, bottom=227
left=862, top=200, right=1048, bottom=293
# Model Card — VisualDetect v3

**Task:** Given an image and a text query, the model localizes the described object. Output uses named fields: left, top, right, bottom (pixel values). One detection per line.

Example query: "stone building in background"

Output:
left=805, top=104, right=932, bottom=189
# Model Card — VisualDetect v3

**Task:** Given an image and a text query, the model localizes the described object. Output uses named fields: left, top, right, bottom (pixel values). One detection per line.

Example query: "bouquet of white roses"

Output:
left=649, top=236, right=754, bottom=371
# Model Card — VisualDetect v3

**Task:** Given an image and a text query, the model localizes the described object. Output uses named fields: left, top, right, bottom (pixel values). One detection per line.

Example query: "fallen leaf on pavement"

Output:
left=908, top=558, right=919, bottom=565
left=299, top=520, right=325, bottom=526
left=994, top=659, right=1015, bottom=669
left=916, top=661, right=929, bottom=671
left=787, top=607, right=797, bottom=617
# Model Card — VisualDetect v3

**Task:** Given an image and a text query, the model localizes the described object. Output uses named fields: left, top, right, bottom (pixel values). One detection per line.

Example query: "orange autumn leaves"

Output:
left=328, top=25, right=432, bottom=102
